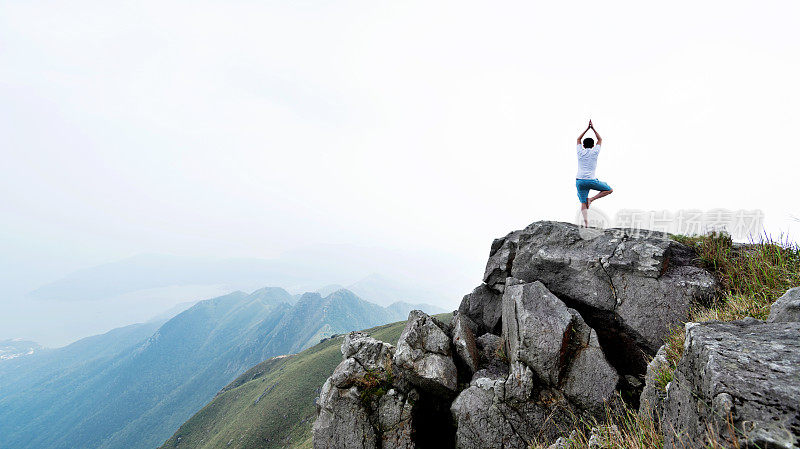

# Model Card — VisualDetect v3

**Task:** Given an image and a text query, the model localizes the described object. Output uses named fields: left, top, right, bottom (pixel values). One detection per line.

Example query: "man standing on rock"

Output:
left=576, top=120, right=613, bottom=227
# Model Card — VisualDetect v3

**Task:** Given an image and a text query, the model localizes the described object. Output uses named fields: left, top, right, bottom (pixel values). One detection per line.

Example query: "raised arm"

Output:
left=577, top=123, right=591, bottom=144
left=589, top=120, right=602, bottom=145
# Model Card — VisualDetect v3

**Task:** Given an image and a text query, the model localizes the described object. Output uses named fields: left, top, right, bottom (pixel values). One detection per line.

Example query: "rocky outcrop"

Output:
left=483, top=221, right=718, bottom=373
left=501, top=281, right=618, bottom=410
left=662, top=319, right=800, bottom=449
left=450, top=363, right=581, bottom=449
left=458, top=284, right=502, bottom=335
left=393, top=310, right=458, bottom=396
left=313, top=221, right=725, bottom=448
left=314, top=332, right=419, bottom=449
left=769, top=286, right=800, bottom=323
left=447, top=279, right=620, bottom=448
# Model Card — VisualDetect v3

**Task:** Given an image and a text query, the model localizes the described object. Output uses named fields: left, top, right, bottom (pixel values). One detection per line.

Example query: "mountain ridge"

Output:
left=0, top=286, right=441, bottom=449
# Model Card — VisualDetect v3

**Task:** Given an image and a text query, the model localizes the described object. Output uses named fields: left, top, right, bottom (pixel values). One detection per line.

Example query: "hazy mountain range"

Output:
left=0, top=287, right=443, bottom=449
left=28, top=253, right=451, bottom=306
left=158, top=316, right=446, bottom=449
left=13, top=253, right=455, bottom=346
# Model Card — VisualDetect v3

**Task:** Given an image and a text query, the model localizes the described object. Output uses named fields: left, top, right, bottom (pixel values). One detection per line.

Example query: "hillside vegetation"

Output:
left=661, top=233, right=800, bottom=390
left=0, top=287, right=438, bottom=449
left=160, top=313, right=453, bottom=449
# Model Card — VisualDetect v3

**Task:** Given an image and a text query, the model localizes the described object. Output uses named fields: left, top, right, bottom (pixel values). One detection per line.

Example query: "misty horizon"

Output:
left=2, top=1, right=798, bottom=351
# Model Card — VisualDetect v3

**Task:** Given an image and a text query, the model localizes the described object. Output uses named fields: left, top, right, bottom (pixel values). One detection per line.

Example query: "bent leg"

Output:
left=589, top=188, right=613, bottom=203
left=586, top=180, right=613, bottom=207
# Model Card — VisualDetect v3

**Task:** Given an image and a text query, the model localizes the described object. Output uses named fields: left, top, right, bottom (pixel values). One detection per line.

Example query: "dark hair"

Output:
left=583, top=137, right=594, bottom=148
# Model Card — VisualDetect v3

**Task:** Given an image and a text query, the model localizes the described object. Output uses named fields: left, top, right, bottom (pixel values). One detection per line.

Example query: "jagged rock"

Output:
left=662, top=319, right=800, bottom=449
left=450, top=375, right=520, bottom=449
left=375, top=389, right=417, bottom=449
left=638, top=345, right=669, bottom=420
left=501, top=281, right=618, bottom=410
left=451, top=368, right=581, bottom=449
left=328, top=332, right=396, bottom=388
left=502, top=281, right=575, bottom=385
left=562, top=324, right=619, bottom=411
left=484, top=221, right=718, bottom=372
left=314, top=332, right=400, bottom=449
left=768, top=286, right=800, bottom=323
left=458, top=284, right=503, bottom=335
left=452, top=314, right=480, bottom=375
left=504, top=361, right=534, bottom=401
left=314, top=381, right=378, bottom=449
left=393, top=310, right=458, bottom=396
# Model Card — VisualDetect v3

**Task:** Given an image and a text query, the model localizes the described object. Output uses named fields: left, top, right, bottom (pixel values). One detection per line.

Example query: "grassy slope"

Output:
left=160, top=313, right=453, bottom=449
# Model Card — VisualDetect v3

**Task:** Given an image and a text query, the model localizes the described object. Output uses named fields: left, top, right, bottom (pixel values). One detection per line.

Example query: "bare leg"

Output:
left=587, top=189, right=613, bottom=208
left=581, top=202, right=589, bottom=227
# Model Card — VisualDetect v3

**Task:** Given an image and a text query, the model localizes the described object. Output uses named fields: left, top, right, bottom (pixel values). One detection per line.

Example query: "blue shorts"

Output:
left=576, top=178, right=612, bottom=204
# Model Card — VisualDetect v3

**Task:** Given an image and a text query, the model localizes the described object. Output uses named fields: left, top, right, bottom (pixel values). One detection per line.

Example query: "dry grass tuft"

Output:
left=662, top=232, right=799, bottom=373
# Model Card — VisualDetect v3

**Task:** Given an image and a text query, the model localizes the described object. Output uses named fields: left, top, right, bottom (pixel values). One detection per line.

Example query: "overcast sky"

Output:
left=2, top=0, right=799, bottom=345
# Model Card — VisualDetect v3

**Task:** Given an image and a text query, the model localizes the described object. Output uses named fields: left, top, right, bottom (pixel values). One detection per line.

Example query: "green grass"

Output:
left=159, top=313, right=452, bottom=449
left=660, top=232, right=800, bottom=384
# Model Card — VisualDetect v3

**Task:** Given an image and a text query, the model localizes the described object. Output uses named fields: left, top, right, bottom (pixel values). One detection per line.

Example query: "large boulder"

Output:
left=502, top=281, right=574, bottom=385
left=393, top=310, right=458, bottom=396
left=662, top=319, right=800, bottom=449
left=768, top=286, right=800, bottom=323
left=374, top=389, right=417, bottom=449
left=561, top=325, right=619, bottom=411
left=458, top=284, right=503, bottom=335
left=501, top=280, right=618, bottom=410
left=450, top=373, right=520, bottom=449
left=484, top=221, right=718, bottom=371
left=314, top=381, right=378, bottom=449
left=452, top=314, right=480, bottom=375
left=314, top=332, right=415, bottom=449
left=450, top=365, right=582, bottom=449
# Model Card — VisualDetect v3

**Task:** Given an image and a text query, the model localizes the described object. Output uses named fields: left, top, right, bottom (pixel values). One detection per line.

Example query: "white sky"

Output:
left=2, top=0, right=799, bottom=344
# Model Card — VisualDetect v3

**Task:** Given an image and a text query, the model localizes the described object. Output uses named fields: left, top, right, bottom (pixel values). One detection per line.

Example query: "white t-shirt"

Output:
left=576, top=143, right=601, bottom=179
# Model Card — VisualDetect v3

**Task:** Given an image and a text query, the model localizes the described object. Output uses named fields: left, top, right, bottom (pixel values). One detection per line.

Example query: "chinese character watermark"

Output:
left=575, top=207, right=765, bottom=241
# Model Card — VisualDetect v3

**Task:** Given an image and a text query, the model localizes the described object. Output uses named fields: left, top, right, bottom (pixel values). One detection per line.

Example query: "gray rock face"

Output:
left=314, top=332, right=411, bottom=449
left=561, top=325, right=619, bottom=411
left=484, top=221, right=717, bottom=369
left=450, top=367, right=581, bottom=449
left=662, top=319, right=800, bottom=449
left=375, top=389, right=417, bottom=449
left=638, top=345, right=669, bottom=420
left=458, top=284, right=503, bottom=335
left=501, top=281, right=618, bottom=410
left=314, top=381, right=378, bottom=449
left=450, top=280, right=620, bottom=448
left=769, top=286, right=800, bottom=323
left=328, top=332, right=395, bottom=390
left=452, top=314, right=480, bottom=375
left=393, top=310, right=458, bottom=396
left=502, top=281, right=574, bottom=385
left=450, top=375, right=519, bottom=449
